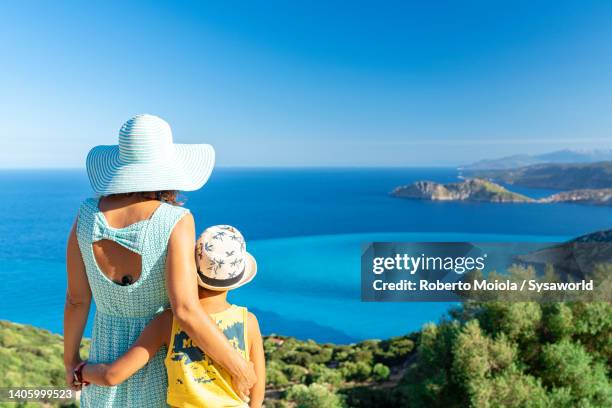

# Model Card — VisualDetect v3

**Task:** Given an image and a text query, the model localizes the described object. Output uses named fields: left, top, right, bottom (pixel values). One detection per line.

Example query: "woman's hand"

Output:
left=64, top=360, right=81, bottom=391
left=232, top=360, right=257, bottom=402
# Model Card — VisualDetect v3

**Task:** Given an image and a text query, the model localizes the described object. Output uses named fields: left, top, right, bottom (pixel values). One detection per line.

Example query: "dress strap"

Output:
left=144, top=203, right=190, bottom=250
left=76, top=197, right=99, bottom=243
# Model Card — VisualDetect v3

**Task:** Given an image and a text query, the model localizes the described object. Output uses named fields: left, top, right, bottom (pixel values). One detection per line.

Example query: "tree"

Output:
left=540, top=340, right=611, bottom=406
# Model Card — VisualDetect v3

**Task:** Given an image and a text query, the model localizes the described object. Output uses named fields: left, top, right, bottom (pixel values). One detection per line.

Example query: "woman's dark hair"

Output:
left=108, top=190, right=184, bottom=206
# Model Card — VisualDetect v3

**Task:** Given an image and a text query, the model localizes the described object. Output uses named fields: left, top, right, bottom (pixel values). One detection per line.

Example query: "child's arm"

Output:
left=82, top=310, right=172, bottom=386
left=247, top=312, right=266, bottom=408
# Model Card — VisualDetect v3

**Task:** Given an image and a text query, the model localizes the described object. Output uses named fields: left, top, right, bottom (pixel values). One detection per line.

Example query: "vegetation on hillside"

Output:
left=1, top=269, right=610, bottom=407
left=470, top=161, right=612, bottom=190
left=462, top=149, right=612, bottom=171
left=391, top=178, right=534, bottom=203
left=0, top=321, right=88, bottom=408
left=262, top=267, right=611, bottom=407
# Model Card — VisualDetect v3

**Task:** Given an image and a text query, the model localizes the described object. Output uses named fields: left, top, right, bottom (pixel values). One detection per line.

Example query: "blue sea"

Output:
left=0, top=168, right=610, bottom=343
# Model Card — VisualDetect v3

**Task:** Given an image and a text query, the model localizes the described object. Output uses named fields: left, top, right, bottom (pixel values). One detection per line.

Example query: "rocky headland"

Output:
left=391, top=178, right=534, bottom=203
left=391, top=178, right=611, bottom=206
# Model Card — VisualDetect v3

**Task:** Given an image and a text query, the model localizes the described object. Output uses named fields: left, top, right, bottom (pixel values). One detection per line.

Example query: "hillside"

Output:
left=391, top=178, right=611, bottom=207
left=468, top=161, right=612, bottom=190
left=514, top=228, right=612, bottom=282
left=462, top=149, right=612, bottom=170
left=391, top=178, right=534, bottom=203
left=2, top=283, right=610, bottom=407
left=0, top=320, right=415, bottom=408
left=0, top=321, right=89, bottom=408
left=541, top=188, right=612, bottom=206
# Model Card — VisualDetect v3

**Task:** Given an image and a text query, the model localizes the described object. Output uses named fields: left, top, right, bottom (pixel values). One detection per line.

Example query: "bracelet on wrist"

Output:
left=73, top=361, right=90, bottom=386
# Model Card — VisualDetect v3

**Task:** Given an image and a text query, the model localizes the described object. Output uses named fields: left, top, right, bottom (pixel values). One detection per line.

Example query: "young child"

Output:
left=77, top=225, right=265, bottom=408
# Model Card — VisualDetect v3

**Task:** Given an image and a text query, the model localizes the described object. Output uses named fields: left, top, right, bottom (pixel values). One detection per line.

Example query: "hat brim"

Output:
left=198, top=252, right=257, bottom=291
left=86, top=144, right=215, bottom=195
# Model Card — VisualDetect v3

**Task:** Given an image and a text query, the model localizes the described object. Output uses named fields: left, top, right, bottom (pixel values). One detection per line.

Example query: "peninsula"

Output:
left=392, top=178, right=611, bottom=206
left=390, top=178, right=534, bottom=203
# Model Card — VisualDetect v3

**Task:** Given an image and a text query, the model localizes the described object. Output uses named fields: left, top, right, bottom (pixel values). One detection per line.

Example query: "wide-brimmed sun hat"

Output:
left=86, top=114, right=215, bottom=195
left=196, top=225, right=257, bottom=291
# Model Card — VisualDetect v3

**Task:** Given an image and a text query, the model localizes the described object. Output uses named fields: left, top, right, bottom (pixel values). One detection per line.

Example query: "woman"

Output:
left=63, top=114, right=256, bottom=407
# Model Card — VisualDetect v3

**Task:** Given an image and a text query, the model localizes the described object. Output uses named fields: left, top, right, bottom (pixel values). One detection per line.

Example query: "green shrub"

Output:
left=372, top=363, right=390, bottom=381
left=339, top=361, right=371, bottom=382
left=349, top=349, right=373, bottom=365
left=264, top=399, right=290, bottom=408
left=376, top=336, right=414, bottom=365
left=332, top=346, right=352, bottom=363
left=540, top=340, right=611, bottom=405
left=341, top=385, right=397, bottom=407
left=282, top=364, right=308, bottom=383
left=285, top=383, right=345, bottom=408
left=308, top=346, right=333, bottom=364
left=542, top=303, right=574, bottom=341
left=266, top=361, right=289, bottom=387
left=471, top=366, right=550, bottom=408
left=283, top=351, right=312, bottom=366
left=307, top=363, right=343, bottom=387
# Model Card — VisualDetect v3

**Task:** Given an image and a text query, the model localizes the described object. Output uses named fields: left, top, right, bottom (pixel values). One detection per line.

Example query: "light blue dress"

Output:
left=76, top=197, right=189, bottom=407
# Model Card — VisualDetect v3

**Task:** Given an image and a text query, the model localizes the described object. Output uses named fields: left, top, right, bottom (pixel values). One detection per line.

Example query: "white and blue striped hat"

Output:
left=86, top=114, right=215, bottom=195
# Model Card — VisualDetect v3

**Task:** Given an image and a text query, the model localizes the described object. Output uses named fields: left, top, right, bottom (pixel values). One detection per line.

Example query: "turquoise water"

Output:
left=0, top=169, right=609, bottom=343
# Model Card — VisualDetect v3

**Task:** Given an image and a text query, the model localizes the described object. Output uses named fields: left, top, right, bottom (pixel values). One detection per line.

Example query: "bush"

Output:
left=376, top=336, right=414, bottom=365
left=349, top=349, right=374, bottom=365
left=339, top=361, right=372, bottom=382
left=542, top=303, right=574, bottom=341
left=307, top=363, right=343, bottom=387
left=341, top=386, right=396, bottom=407
left=283, top=351, right=313, bottom=366
left=332, top=346, right=352, bottom=363
left=266, top=361, right=289, bottom=387
left=471, top=366, right=550, bottom=408
left=264, top=400, right=290, bottom=408
left=309, top=346, right=333, bottom=364
left=571, top=302, right=612, bottom=360
left=540, top=340, right=611, bottom=405
left=372, top=363, right=390, bottom=381
left=285, top=383, right=345, bottom=408
left=282, top=364, right=309, bottom=383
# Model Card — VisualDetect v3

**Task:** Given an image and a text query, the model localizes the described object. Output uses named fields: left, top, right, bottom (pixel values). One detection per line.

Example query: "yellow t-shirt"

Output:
left=165, top=305, right=249, bottom=408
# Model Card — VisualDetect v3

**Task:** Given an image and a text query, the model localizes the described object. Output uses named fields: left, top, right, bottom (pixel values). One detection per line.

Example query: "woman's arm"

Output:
left=63, top=221, right=92, bottom=390
left=166, top=214, right=256, bottom=400
left=82, top=310, right=171, bottom=386
left=248, top=312, right=266, bottom=408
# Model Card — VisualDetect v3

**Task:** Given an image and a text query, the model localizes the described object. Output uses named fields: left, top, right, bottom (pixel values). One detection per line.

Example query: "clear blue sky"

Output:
left=1, top=0, right=611, bottom=167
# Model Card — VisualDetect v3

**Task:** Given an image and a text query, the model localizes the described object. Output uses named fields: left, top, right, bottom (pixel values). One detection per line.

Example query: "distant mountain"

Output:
left=391, top=178, right=534, bottom=203
left=462, top=149, right=612, bottom=170
left=469, top=161, right=612, bottom=190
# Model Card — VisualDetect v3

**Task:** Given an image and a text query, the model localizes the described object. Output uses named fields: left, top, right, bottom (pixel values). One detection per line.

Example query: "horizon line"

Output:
left=0, top=165, right=462, bottom=170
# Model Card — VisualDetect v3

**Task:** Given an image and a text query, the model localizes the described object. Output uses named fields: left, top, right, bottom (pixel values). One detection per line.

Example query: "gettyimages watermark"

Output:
left=361, top=241, right=611, bottom=302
